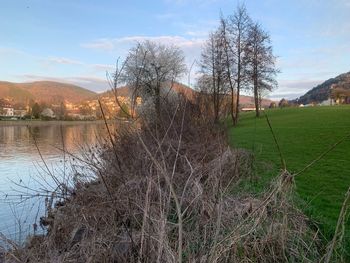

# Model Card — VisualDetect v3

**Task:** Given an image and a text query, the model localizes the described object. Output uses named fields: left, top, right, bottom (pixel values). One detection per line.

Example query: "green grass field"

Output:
left=228, top=105, right=350, bottom=252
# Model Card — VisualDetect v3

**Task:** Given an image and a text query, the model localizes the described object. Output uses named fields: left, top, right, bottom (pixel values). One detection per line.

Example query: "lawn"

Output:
left=228, top=105, right=350, bottom=252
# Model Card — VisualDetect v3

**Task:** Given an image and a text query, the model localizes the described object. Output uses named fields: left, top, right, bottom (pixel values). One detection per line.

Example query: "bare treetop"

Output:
left=122, top=40, right=187, bottom=121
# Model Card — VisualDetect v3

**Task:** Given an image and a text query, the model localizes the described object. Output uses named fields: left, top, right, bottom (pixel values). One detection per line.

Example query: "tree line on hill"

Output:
left=293, top=72, right=350, bottom=105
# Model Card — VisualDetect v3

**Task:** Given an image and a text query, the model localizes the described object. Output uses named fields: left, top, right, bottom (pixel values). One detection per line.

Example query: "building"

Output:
left=41, top=108, right=56, bottom=119
left=330, top=84, right=350, bottom=105
left=241, top=107, right=265, bottom=112
left=0, top=98, right=14, bottom=116
left=2, top=107, right=14, bottom=116
left=319, top=99, right=332, bottom=106
left=14, top=109, right=27, bottom=117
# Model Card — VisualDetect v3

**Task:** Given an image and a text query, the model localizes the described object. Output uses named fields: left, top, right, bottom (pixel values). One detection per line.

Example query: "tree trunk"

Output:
left=230, top=87, right=236, bottom=125
left=155, top=83, right=161, bottom=124
left=253, top=73, right=259, bottom=117
left=212, top=45, right=218, bottom=123
left=235, top=82, right=240, bottom=125
left=214, top=79, right=220, bottom=123
left=221, top=23, right=236, bottom=126
left=235, top=40, right=241, bottom=126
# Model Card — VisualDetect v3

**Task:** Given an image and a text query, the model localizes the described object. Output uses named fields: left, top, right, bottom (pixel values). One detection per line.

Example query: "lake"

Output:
left=0, top=122, right=113, bottom=243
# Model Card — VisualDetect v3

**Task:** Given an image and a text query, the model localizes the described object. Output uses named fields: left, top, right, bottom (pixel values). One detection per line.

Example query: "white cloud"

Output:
left=82, top=35, right=205, bottom=52
left=47, top=57, right=83, bottom=65
left=91, top=63, right=115, bottom=71
left=81, top=36, right=205, bottom=70
left=185, top=30, right=209, bottom=37
left=81, top=39, right=115, bottom=51
left=0, top=48, right=85, bottom=68
left=81, top=35, right=206, bottom=86
left=0, top=47, right=41, bottom=63
left=0, top=47, right=28, bottom=56
left=269, top=79, right=323, bottom=100
left=40, top=57, right=115, bottom=76
left=276, top=56, right=328, bottom=71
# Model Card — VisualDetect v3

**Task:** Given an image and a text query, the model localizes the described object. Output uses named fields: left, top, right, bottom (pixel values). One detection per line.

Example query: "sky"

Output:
left=0, top=0, right=349, bottom=100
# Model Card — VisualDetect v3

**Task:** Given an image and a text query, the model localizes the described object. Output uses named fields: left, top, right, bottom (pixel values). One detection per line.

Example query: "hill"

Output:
left=96, top=86, right=130, bottom=99
left=229, top=106, right=350, bottom=255
left=0, top=81, right=97, bottom=104
left=296, top=72, right=350, bottom=104
left=95, top=82, right=196, bottom=100
left=239, top=95, right=274, bottom=107
left=97, top=82, right=274, bottom=107
left=0, top=80, right=275, bottom=109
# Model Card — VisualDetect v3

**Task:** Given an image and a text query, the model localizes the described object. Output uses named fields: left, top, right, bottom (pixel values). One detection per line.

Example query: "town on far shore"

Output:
left=1, top=80, right=349, bottom=122
left=0, top=94, right=141, bottom=121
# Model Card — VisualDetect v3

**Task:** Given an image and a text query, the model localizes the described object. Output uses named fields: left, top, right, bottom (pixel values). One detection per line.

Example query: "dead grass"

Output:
left=2, top=98, right=323, bottom=262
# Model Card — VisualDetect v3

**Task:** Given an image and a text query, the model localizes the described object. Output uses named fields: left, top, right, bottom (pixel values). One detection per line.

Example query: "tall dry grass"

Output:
left=1, top=96, right=336, bottom=262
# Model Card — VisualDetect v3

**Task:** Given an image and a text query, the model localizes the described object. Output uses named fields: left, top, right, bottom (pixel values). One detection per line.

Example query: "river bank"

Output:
left=0, top=122, right=114, bottom=243
left=0, top=120, right=115, bottom=127
left=1, top=103, right=323, bottom=262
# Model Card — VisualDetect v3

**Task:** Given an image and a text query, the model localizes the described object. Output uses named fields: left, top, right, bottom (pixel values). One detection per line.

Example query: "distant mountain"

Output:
left=239, top=95, right=273, bottom=107
left=295, top=72, right=350, bottom=104
left=97, top=82, right=274, bottom=107
left=0, top=80, right=275, bottom=108
left=0, top=81, right=97, bottom=104
left=94, top=82, right=196, bottom=101
left=96, top=86, right=130, bottom=99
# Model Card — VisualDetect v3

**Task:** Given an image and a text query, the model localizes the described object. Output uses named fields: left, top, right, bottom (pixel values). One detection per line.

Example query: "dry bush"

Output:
left=3, top=97, right=321, bottom=263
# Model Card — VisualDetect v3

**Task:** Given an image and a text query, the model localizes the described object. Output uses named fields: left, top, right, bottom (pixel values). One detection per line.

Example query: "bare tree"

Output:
left=122, top=41, right=187, bottom=123
left=226, top=4, right=252, bottom=125
left=219, top=16, right=237, bottom=125
left=245, top=22, right=278, bottom=117
left=198, top=4, right=278, bottom=122
left=198, top=31, right=229, bottom=123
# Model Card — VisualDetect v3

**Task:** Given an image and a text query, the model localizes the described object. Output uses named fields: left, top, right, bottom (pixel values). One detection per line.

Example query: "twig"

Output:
left=263, top=112, right=286, bottom=171
left=295, top=132, right=350, bottom=176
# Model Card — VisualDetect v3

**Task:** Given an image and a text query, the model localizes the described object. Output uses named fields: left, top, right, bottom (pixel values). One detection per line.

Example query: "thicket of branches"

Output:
left=197, top=4, right=278, bottom=123
left=110, top=40, right=187, bottom=125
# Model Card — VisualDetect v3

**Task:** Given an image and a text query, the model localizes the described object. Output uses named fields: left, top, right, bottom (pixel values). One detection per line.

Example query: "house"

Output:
left=0, top=99, right=13, bottom=116
left=330, top=84, right=350, bottom=105
left=14, top=109, right=27, bottom=117
left=319, top=99, right=332, bottom=106
left=3, top=107, right=14, bottom=116
left=241, top=107, right=265, bottom=112
left=41, top=108, right=56, bottom=119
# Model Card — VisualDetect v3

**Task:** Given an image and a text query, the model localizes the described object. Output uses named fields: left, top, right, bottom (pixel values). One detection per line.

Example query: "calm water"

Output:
left=0, top=122, right=111, bottom=242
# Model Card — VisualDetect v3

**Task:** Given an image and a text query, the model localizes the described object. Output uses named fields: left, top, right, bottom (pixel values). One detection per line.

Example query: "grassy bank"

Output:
left=228, top=105, right=350, bottom=251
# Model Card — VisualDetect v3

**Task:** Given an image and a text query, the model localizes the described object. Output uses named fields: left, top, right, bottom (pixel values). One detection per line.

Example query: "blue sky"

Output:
left=0, top=0, right=349, bottom=99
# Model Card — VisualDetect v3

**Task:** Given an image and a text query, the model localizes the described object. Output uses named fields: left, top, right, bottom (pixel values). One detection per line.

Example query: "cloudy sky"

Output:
left=1, top=0, right=349, bottom=99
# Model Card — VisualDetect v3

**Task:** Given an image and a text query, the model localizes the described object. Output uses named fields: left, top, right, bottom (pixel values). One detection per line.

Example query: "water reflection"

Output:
left=0, top=122, right=113, bottom=242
